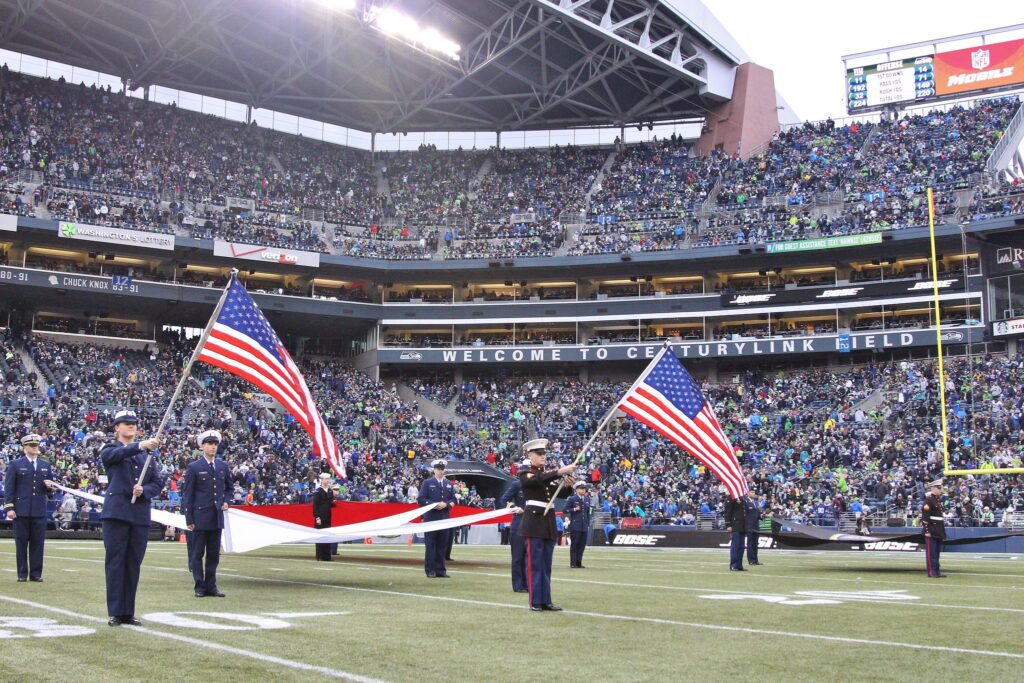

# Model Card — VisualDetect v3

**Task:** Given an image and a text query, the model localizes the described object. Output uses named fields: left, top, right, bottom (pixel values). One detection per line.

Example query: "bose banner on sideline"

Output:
left=0, top=214, right=18, bottom=232
left=57, top=220, right=175, bottom=250
left=213, top=239, right=321, bottom=268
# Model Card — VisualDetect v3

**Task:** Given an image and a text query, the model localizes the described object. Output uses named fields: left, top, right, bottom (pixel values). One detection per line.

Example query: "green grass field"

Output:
left=0, top=539, right=1021, bottom=682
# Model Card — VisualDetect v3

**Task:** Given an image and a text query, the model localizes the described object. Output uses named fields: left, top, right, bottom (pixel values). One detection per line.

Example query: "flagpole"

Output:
left=130, top=269, right=238, bottom=502
left=543, top=343, right=673, bottom=513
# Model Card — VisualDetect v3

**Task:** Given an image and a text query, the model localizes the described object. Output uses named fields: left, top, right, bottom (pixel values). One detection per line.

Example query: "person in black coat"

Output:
left=723, top=492, right=752, bottom=571
left=312, top=473, right=335, bottom=561
left=3, top=433, right=54, bottom=582
left=518, top=439, right=576, bottom=611
left=99, top=410, right=163, bottom=627
left=181, top=430, right=231, bottom=597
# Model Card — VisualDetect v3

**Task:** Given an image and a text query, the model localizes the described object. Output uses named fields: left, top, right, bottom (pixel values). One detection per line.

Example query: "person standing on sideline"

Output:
left=100, top=410, right=163, bottom=626
left=745, top=488, right=764, bottom=566
left=922, top=479, right=947, bottom=578
left=723, top=492, right=750, bottom=571
left=3, top=433, right=54, bottom=582
left=312, top=473, right=335, bottom=561
left=519, top=438, right=577, bottom=611
left=565, top=481, right=590, bottom=568
left=498, top=461, right=527, bottom=592
left=418, top=459, right=456, bottom=578
left=181, top=430, right=230, bottom=597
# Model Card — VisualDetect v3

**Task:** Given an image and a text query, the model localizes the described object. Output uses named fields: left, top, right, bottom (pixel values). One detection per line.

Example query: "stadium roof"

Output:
left=0, top=0, right=748, bottom=133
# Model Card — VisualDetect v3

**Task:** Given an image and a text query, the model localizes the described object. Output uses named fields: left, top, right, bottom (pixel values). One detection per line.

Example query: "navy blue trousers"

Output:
left=103, top=520, right=149, bottom=618
left=525, top=537, right=555, bottom=606
left=13, top=516, right=46, bottom=580
left=569, top=531, right=587, bottom=567
left=925, top=536, right=942, bottom=576
left=510, top=530, right=527, bottom=590
left=188, top=528, right=222, bottom=592
left=423, top=528, right=449, bottom=576
left=729, top=531, right=745, bottom=569
left=746, top=532, right=759, bottom=564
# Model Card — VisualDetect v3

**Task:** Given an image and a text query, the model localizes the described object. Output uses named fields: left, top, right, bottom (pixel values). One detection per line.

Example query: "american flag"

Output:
left=196, top=276, right=345, bottom=478
left=617, top=346, right=747, bottom=499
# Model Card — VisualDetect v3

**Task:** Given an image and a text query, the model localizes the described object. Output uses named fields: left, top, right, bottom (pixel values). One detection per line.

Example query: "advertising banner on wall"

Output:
left=0, top=214, right=17, bottom=232
left=934, top=38, right=1024, bottom=96
left=212, top=240, right=321, bottom=268
left=57, top=221, right=175, bottom=250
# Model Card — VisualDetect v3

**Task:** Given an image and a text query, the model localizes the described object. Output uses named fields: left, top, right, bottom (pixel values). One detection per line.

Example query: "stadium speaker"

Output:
left=738, top=246, right=751, bottom=254
left=504, top=280, right=514, bottom=287
left=248, top=269, right=256, bottom=275
left=758, top=270, right=767, bottom=276
left=519, top=280, right=527, bottom=288
left=644, top=275, right=653, bottom=282
left=754, top=243, right=766, bottom=252
left=105, top=253, right=116, bottom=260
left=178, top=262, right=188, bottom=268
left=621, top=254, right=632, bottom=261
left=88, top=252, right=98, bottom=259
left=630, top=276, right=638, bottom=282
left=488, top=261, right=501, bottom=267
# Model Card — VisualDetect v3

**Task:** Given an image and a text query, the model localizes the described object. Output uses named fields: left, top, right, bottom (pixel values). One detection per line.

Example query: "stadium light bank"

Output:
left=312, top=0, right=461, bottom=61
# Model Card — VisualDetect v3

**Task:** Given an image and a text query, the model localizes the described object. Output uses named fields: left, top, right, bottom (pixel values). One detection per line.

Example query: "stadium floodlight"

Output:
left=368, top=6, right=460, bottom=60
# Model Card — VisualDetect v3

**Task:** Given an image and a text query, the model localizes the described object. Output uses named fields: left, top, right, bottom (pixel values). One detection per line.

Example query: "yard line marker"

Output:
left=0, top=594, right=387, bottom=683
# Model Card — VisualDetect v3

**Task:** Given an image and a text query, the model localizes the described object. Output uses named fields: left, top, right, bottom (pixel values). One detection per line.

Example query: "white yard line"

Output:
left=0, top=594, right=387, bottom=683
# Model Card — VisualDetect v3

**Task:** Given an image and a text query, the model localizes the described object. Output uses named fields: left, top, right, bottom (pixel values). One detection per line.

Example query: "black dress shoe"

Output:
left=17, top=578, right=27, bottom=582
left=435, top=573, right=450, bottom=579
left=207, top=590, right=226, bottom=597
left=577, top=565, right=586, bottom=569
left=931, top=573, right=948, bottom=578
left=529, top=605, right=544, bottom=612
left=730, top=567, right=746, bottom=571
left=108, top=617, right=122, bottom=627
left=425, top=573, right=436, bottom=578
left=514, top=588, right=529, bottom=593
left=122, top=617, right=142, bottom=626
left=541, top=604, right=563, bottom=611
left=749, top=562, right=763, bottom=566
left=194, top=591, right=207, bottom=598
left=29, top=577, right=43, bottom=582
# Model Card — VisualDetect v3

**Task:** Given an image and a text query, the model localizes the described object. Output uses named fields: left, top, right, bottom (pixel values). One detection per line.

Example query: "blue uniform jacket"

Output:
left=181, top=457, right=231, bottom=530
left=3, top=456, right=53, bottom=517
left=498, top=479, right=526, bottom=531
left=744, top=498, right=761, bottom=532
left=564, top=493, right=590, bottom=532
left=99, top=442, right=165, bottom=526
left=417, top=476, right=456, bottom=522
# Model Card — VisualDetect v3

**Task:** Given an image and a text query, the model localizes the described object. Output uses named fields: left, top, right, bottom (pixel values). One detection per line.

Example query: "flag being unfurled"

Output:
left=617, top=346, right=747, bottom=499
left=196, top=275, right=345, bottom=478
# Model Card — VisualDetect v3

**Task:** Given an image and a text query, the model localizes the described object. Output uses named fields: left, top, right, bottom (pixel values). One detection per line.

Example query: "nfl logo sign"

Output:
left=971, top=48, right=990, bottom=71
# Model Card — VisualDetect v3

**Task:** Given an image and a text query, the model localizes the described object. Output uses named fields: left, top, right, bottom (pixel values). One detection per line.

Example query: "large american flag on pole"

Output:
left=617, top=346, right=747, bottom=499
left=196, top=275, right=345, bottom=478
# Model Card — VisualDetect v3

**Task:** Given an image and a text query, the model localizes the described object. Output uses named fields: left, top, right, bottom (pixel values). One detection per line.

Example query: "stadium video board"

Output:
left=846, top=56, right=935, bottom=112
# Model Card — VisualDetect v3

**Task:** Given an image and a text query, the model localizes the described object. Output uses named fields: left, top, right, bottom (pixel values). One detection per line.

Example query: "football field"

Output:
left=0, top=540, right=1021, bottom=682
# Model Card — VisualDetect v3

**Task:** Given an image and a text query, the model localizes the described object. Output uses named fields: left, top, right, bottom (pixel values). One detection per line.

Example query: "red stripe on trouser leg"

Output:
left=925, top=537, right=932, bottom=576
left=526, top=539, right=533, bottom=605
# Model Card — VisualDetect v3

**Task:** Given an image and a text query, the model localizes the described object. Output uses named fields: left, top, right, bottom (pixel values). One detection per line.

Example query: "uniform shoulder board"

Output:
left=923, top=503, right=930, bottom=511
left=525, top=472, right=535, bottom=478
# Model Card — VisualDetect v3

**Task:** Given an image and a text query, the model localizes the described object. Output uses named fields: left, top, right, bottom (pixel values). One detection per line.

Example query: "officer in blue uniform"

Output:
left=723, top=492, right=752, bottom=571
left=565, top=481, right=591, bottom=569
left=744, top=488, right=764, bottom=566
left=3, top=433, right=54, bottom=582
left=417, top=459, right=457, bottom=578
left=181, top=430, right=230, bottom=597
left=519, top=438, right=577, bottom=611
left=497, top=459, right=528, bottom=592
left=100, top=410, right=164, bottom=626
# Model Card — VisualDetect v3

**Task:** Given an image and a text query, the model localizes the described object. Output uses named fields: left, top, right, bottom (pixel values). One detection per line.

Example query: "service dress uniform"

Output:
left=921, top=479, right=947, bottom=578
left=498, top=463, right=528, bottom=592
left=100, top=411, right=165, bottom=625
left=312, top=475, right=335, bottom=561
left=181, top=430, right=230, bottom=597
left=565, top=483, right=591, bottom=568
left=723, top=495, right=751, bottom=570
left=417, top=459, right=457, bottom=578
left=744, top=492, right=763, bottom=565
left=3, top=434, right=53, bottom=581
left=518, top=438, right=571, bottom=611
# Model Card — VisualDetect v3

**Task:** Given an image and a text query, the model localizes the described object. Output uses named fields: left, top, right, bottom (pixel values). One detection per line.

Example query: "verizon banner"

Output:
left=212, top=240, right=320, bottom=268
left=935, top=38, right=1024, bottom=96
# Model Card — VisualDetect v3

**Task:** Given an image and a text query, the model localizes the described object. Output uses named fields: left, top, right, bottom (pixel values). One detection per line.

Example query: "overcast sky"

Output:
left=703, top=1, right=1024, bottom=122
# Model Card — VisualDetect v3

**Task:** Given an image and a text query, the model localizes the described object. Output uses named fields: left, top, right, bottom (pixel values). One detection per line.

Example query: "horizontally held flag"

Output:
left=617, top=345, right=747, bottom=499
left=195, top=275, right=345, bottom=478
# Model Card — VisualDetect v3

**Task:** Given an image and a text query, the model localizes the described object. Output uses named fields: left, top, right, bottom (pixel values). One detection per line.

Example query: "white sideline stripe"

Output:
left=223, top=573, right=1024, bottom=660
left=0, top=595, right=386, bottom=683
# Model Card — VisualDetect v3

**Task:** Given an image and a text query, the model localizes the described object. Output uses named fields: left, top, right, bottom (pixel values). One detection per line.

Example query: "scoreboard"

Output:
left=847, top=56, right=935, bottom=112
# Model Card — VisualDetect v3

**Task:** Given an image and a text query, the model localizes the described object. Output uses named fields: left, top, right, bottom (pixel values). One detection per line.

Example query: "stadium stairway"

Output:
left=584, top=148, right=618, bottom=204
left=374, top=159, right=390, bottom=198
left=16, top=347, right=48, bottom=398
left=394, top=381, right=461, bottom=425
left=467, top=157, right=493, bottom=201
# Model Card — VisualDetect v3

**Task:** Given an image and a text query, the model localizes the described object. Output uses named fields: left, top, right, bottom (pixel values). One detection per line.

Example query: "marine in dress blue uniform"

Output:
left=3, top=434, right=54, bottom=581
left=744, top=489, right=764, bottom=566
left=417, top=459, right=457, bottom=578
left=921, top=479, right=947, bottom=578
left=181, top=430, right=230, bottom=597
left=518, top=438, right=577, bottom=611
left=565, top=482, right=591, bottom=569
left=497, top=460, right=529, bottom=592
left=100, top=410, right=164, bottom=626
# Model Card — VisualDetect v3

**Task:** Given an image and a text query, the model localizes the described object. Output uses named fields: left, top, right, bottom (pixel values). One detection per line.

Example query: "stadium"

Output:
left=1, top=0, right=1023, bottom=680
